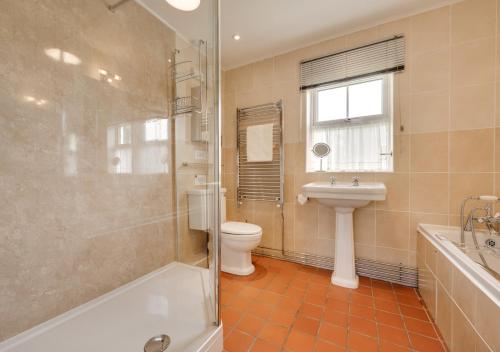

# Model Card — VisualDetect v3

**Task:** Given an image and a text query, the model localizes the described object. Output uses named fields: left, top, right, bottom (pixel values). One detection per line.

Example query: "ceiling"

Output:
left=221, top=0, right=460, bottom=70
left=138, top=0, right=461, bottom=70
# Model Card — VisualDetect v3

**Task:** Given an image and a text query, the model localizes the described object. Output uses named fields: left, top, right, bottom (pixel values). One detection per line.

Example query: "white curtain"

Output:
left=310, top=118, right=392, bottom=172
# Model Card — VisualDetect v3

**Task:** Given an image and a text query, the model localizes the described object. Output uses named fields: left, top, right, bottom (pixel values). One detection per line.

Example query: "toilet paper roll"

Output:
left=297, top=193, right=308, bottom=205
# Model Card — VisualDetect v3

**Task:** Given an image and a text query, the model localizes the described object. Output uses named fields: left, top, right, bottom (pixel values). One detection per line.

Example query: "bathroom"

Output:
left=0, top=0, right=499, bottom=351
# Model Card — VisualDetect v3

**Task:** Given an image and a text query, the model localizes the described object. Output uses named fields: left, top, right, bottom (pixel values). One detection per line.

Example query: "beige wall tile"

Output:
left=436, top=283, right=453, bottom=348
left=451, top=304, right=476, bottom=352
left=452, top=267, right=477, bottom=322
left=475, top=290, right=500, bottom=352
left=410, top=213, right=448, bottom=250
left=452, top=38, right=495, bottom=87
left=449, top=173, right=495, bottom=215
left=294, top=202, right=318, bottom=238
left=449, top=129, right=494, bottom=172
left=298, top=37, right=346, bottom=60
left=252, top=58, right=274, bottom=88
left=495, top=129, right=500, bottom=171
left=223, top=173, right=236, bottom=200
left=222, top=93, right=237, bottom=148
left=273, top=51, right=299, bottom=84
left=375, top=210, right=410, bottom=250
left=410, top=132, right=448, bottom=172
left=232, top=64, right=254, bottom=93
left=451, top=0, right=497, bottom=45
left=222, top=147, right=236, bottom=175
left=436, top=251, right=452, bottom=292
left=394, top=134, right=410, bottom=172
left=318, top=204, right=335, bottom=239
left=417, top=237, right=437, bottom=318
left=410, top=173, right=449, bottom=213
left=375, top=246, right=409, bottom=266
left=425, top=236, right=437, bottom=274
left=410, top=6, right=450, bottom=54
left=451, top=83, right=495, bottom=131
left=411, top=48, right=450, bottom=93
left=355, top=244, right=376, bottom=260
left=374, top=173, right=410, bottom=211
left=378, top=18, right=411, bottom=40
left=394, top=93, right=411, bottom=134
left=410, top=90, right=449, bottom=133
left=354, top=208, right=376, bottom=245
left=345, top=28, right=380, bottom=48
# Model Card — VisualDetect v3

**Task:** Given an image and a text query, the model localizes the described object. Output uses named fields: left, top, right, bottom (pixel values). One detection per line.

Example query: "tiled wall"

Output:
left=0, top=0, right=176, bottom=341
left=222, top=0, right=500, bottom=267
left=417, top=232, right=498, bottom=351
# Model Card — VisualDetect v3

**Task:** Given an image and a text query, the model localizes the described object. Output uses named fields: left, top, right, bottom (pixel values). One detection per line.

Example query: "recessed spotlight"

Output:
left=166, top=0, right=200, bottom=11
left=107, top=78, right=113, bottom=83
left=99, top=69, right=108, bottom=75
left=113, top=74, right=122, bottom=81
left=24, top=96, right=35, bottom=102
left=233, top=34, right=241, bottom=41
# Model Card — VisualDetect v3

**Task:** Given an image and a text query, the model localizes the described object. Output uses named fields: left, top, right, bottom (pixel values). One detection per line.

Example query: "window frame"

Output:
left=310, top=74, right=391, bottom=128
left=306, top=73, right=394, bottom=173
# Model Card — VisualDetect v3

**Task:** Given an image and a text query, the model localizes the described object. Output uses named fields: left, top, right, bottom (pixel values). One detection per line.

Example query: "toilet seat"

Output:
left=221, top=221, right=262, bottom=236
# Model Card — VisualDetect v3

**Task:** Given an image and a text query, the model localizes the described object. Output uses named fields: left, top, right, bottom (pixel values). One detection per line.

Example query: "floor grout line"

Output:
left=221, top=256, right=446, bottom=352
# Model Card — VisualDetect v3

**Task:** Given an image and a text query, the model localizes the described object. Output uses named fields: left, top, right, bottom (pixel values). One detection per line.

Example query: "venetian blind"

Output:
left=300, top=36, right=405, bottom=90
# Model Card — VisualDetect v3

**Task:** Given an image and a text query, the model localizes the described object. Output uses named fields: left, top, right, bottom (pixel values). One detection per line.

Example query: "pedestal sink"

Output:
left=302, top=181, right=386, bottom=288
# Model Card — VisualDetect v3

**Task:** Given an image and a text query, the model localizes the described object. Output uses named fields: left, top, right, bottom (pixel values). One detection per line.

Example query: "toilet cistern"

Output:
left=301, top=180, right=386, bottom=288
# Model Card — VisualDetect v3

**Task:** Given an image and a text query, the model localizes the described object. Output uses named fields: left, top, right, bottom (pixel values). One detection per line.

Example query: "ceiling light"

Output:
left=107, top=78, right=113, bottom=83
left=165, top=0, right=200, bottom=11
left=99, top=69, right=108, bottom=75
left=233, top=34, right=241, bottom=41
left=24, top=96, right=35, bottom=102
left=113, top=74, right=122, bottom=81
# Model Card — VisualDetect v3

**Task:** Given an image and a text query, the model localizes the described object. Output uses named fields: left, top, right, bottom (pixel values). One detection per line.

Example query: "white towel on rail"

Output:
left=246, top=123, right=274, bottom=162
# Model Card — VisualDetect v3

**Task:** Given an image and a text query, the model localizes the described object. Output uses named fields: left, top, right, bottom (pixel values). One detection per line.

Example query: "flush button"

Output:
left=144, top=335, right=170, bottom=352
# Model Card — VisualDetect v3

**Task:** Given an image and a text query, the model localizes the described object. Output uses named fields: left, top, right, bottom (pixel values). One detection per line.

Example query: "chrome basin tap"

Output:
left=352, top=176, right=359, bottom=187
left=330, top=176, right=336, bottom=185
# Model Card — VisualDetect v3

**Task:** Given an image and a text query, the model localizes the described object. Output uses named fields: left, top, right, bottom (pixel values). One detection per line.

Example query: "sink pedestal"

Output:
left=301, top=181, right=386, bottom=290
left=332, top=207, right=359, bottom=288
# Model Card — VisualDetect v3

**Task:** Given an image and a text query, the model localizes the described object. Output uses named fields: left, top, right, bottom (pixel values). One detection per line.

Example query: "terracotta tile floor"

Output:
left=221, top=256, right=446, bottom=352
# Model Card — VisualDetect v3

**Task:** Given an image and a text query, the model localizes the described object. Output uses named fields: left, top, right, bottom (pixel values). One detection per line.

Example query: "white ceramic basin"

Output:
left=302, top=182, right=386, bottom=208
left=301, top=181, right=387, bottom=289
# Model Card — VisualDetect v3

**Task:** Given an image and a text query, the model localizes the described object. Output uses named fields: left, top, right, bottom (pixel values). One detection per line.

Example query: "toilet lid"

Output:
left=221, top=221, right=262, bottom=235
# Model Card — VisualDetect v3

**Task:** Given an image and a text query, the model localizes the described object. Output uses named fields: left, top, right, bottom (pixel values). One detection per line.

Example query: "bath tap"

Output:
left=460, top=195, right=499, bottom=247
left=330, top=176, right=336, bottom=185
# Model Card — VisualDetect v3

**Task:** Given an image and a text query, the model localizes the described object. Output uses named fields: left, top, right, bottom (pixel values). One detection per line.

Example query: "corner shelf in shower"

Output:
left=173, top=95, right=201, bottom=115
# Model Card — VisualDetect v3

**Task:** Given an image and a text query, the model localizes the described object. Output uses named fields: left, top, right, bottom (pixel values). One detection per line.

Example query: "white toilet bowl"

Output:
left=221, top=221, right=262, bottom=275
left=187, top=187, right=262, bottom=276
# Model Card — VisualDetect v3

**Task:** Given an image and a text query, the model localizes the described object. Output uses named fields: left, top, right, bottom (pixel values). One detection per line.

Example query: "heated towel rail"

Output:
left=237, top=101, right=283, bottom=205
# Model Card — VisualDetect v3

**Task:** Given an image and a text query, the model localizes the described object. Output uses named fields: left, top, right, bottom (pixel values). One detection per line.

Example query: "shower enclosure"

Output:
left=0, top=0, right=220, bottom=350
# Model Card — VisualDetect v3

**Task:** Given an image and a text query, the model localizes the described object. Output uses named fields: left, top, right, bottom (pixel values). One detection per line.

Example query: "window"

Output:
left=307, top=74, right=393, bottom=172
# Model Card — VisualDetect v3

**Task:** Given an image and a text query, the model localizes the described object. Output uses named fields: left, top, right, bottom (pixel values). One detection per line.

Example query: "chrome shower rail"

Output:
left=236, top=101, right=283, bottom=204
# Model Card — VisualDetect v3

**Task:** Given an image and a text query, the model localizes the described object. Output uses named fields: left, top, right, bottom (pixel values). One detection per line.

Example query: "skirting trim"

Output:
left=252, top=247, right=418, bottom=287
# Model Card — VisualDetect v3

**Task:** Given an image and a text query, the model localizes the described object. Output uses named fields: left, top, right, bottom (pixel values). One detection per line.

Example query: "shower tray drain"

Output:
left=144, top=335, right=171, bottom=352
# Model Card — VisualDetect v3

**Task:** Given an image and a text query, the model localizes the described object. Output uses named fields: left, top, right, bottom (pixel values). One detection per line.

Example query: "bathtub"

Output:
left=0, top=262, right=223, bottom=352
left=418, top=224, right=499, bottom=304
left=417, top=224, right=499, bottom=351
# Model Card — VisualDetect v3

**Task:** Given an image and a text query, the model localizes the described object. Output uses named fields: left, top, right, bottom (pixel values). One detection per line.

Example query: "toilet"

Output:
left=187, top=188, right=262, bottom=275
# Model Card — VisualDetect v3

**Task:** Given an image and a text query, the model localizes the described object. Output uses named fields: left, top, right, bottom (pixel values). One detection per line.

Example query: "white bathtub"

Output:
left=418, top=224, right=500, bottom=305
left=0, top=262, right=223, bottom=352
